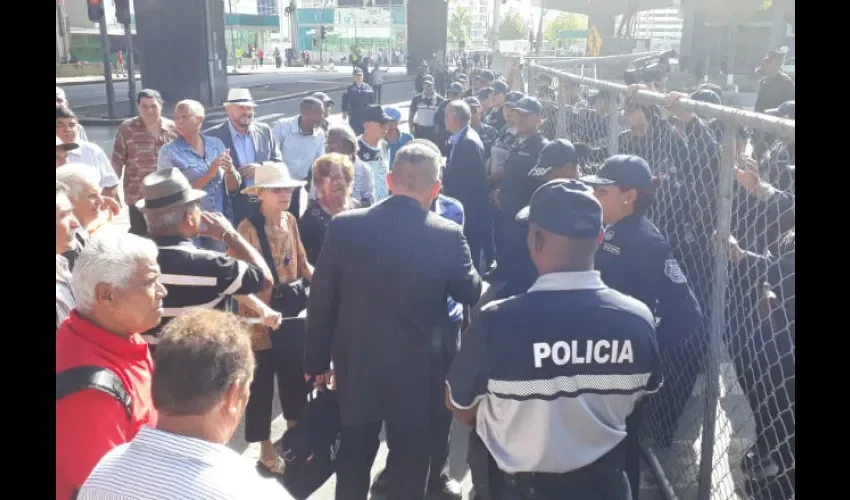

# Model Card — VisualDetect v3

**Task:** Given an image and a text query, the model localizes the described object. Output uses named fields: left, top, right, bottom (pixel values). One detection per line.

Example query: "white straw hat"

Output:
left=242, top=162, right=306, bottom=194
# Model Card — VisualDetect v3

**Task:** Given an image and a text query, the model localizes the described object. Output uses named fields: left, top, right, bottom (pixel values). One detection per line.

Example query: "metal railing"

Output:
left=527, top=62, right=795, bottom=500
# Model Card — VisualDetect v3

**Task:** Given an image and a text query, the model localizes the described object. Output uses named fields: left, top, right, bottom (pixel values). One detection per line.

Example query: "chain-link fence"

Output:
left=526, top=62, right=795, bottom=500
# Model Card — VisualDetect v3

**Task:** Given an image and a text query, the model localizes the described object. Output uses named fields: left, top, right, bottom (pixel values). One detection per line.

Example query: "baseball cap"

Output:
left=513, top=97, right=543, bottom=115
left=311, top=92, right=335, bottom=105
left=56, top=136, right=79, bottom=151
left=456, top=73, right=469, bottom=82
left=491, top=80, right=509, bottom=94
left=475, top=87, right=494, bottom=100
left=581, top=155, right=655, bottom=192
left=353, top=67, right=364, bottom=75
left=464, top=96, right=481, bottom=109
left=477, top=69, right=495, bottom=82
left=383, top=106, right=402, bottom=122
left=503, top=91, right=524, bottom=108
left=362, top=104, right=392, bottom=124
left=515, top=180, right=603, bottom=239
left=529, top=140, right=579, bottom=178
left=448, top=82, right=464, bottom=94
left=422, top=74, right=435, bottom=85
left=690, top=89, right=721, bottom=105
left=765, top=100, right=795, bottom=120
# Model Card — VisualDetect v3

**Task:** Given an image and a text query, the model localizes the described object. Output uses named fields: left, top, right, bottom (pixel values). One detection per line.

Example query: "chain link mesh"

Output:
left=527, top=62, right=795, bottom=500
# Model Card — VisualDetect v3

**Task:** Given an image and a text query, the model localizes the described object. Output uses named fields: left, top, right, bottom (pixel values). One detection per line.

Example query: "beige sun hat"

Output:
left=241, top=162, right=306, bottom=195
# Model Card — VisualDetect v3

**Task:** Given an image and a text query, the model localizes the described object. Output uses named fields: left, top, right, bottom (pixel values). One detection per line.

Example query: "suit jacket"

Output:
left=304, top=195, right=482, bottom=427
left=205, top=121, right=281, bottom=225
left=443, top=126, right=488, bottom=231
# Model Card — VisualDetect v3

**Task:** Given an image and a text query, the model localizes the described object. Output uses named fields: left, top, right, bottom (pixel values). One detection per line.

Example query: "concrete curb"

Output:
left=78, top=78, right=414, bottom=126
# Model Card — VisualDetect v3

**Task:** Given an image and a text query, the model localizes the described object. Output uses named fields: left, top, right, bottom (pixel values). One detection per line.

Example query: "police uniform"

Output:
left=465, top=96, right=498, bottom=160
left=341, top=68, right=376, bottom=136
left=410, top=75, right=444, bottom=144
left=493, top=97, right=549, bottom=298
left=448, top=180, right=662, bottom=500
left=135, top=169, right=266, bottom=345
left=582, top=156, right=703, bottom=498
left=484, top=81, right=510, bottom=132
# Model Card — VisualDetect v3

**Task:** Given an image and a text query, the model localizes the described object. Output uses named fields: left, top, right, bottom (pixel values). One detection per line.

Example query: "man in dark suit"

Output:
left=442, top=99, right=490, bottom=272
left=205, top=88, right=281, bottom=226
left=305, top=142, right=483, bottom=500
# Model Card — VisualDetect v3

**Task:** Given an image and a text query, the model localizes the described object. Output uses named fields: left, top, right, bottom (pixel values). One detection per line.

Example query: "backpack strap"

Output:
left=56, top=366, right=132, bottom=420
left=249, top=213, right=281, bottom=286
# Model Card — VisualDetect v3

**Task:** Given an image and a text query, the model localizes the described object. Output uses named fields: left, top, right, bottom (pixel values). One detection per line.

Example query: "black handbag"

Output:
left=275, top=387, right=341, bottom=499
left=250, top=213, right=309, bottom=318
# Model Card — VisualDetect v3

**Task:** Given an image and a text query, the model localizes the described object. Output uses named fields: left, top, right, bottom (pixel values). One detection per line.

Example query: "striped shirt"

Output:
left=77, top=426, right=292, bottom=500
left=143, top=235, right=265, bottom=343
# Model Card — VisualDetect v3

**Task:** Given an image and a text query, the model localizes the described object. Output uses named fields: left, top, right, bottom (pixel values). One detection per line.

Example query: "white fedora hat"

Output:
left=242, top=162, right=306, bottom=194
left=224, top=88, right=257, bottom=107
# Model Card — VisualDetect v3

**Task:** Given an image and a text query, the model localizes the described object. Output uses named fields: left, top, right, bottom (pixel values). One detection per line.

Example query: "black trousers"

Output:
left=501, top=470, right=632, bottom=500
left=336, top=420, right=431, bottom=500
left=374, top=84, right=383, bottom=104
left=244, top=349, right=308, bottom=442
left=624, top=406, right=642, bottom=500
left=412, top=125, right=438, bottom=145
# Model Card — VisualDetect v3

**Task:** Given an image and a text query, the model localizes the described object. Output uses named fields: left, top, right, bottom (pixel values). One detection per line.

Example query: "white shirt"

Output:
left=272, top=115, right=325, bottom=181
left=78, top=426, right=292, bottom=500
left=66, top=140, right=120, bottom=188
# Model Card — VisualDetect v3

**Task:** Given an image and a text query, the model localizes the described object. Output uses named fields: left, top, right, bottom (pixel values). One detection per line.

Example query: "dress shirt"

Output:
left=272, top=115, right=325, bottom=181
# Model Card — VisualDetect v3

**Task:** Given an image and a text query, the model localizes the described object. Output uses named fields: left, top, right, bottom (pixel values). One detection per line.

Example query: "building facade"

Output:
left=447, top=0, right=491, bottom=49
left=630, top=8, right=683, bottom=52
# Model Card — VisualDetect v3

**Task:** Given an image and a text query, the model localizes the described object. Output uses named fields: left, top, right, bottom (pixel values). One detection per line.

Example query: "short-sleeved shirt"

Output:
left=446, top=271, right=662, bottom=474
left=233, top=213, right=311, bottom=351
left=357, top=137, right=391, bottom=201
left=111, top=116, right=179, bottom=207
left=157, top=134, right=231, bottom=220
left=144, top=235, right=265, bottom=343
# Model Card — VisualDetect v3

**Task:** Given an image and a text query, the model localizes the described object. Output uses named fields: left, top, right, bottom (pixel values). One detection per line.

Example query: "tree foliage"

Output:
left=543, top=13, right=588, bottom=42
left=499, top=9, right=528, bottom=40
left=448, top=7, right=472, bottom=44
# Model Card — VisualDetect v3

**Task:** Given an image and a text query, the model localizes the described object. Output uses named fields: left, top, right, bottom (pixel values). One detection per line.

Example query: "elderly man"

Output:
left=272, top=96, right=326, bottom=219
left=305, top=142, right=482, bottom=500
left=56, top=106, right=119, bottom=200
left=77, top=310, right=293, bottom=500
left=56, top=136, right=78, bottom=168
left=443, top=100, right=489, bottom=272
left=137, top=168, right=278, bottom=345
left=56, top=231, right=166, bottom=500
left=111, top=89, right=178, bottom=210
left=56, top=86, right=89, bottom=141
left=158, top=100, right=241, bottom=251
left=207, top=88, right=281, bottom=226
left=56, top=181, right=80, bottom=328
left=56, top=164, right=121, bottom=237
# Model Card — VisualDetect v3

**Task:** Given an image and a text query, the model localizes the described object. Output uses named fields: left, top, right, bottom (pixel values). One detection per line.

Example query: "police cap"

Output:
left=491, top=80, right=510, bottom=94
left=475, top=87, right=494, bottom=100
left=478, top=69, right=496, bottom=82
left=503, top=91, right=525, bottom=108
left=765, top=100, right=795, bottom=120
left=464, top=96, right=481, bottom=109
left=690, top=89, right=721, bottom=105
left=353, top=67, right=364, bottom=75
left=581, top=155, right=655, bottom=192
left=448, top=82, right=464, bottom=94
left=516, top=180, right=603, bottom=239
left=422, top=74, right=435, bottom=85
left=513, top=97, right=543, bottom=115
left=530, top=139, right=579, bottom=177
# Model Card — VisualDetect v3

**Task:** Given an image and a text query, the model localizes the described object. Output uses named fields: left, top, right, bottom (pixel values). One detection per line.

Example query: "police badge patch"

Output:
left=664, top=259, right=687, bottom=284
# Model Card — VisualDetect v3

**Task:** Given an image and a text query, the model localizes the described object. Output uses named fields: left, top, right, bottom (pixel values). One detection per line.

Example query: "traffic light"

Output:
left=115, top=0, right=132, bottom=25
left=320, top=25, right=327, bottom=40
left=87, top=0, right=104, bottom=23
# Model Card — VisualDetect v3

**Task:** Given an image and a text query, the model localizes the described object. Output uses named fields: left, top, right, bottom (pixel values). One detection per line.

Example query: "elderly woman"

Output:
left=56, top=163, right=121, bottom=237
left=299, top=153, right=361, bottom=265
left=325, top=124, right=375, bottom=206
left=232, top=162, right=313, bottom=475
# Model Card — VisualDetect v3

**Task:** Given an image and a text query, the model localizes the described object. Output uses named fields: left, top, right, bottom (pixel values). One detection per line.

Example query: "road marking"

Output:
left=253, top=113, right=286, bottom=122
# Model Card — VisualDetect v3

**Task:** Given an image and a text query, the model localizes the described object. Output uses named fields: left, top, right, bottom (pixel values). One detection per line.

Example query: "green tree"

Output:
left=448, top=7, right=472, bottom=45
left=543, top=12, right=588, bottom=42
left=499, top=9, right=528, bottom=40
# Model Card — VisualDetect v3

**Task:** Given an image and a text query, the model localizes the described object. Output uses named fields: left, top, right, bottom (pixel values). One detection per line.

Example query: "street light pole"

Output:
left=97, top=10, right=116, bottom=119
left=124, top=21, right=137, bottom=116
left=229, top=0, right=237, bottom=67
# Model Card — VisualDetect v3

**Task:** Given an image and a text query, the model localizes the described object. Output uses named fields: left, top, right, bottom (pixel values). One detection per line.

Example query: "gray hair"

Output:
left=176, top=99, right=205, bottom=118
left=391, top=143, right=441, bottom=193
left=55, top=163, right=101, bottom=201
left=143, top=201, right=200, bottom=234
left=72, top=230, right=159, bottom=314
left=56, top=180, right=69, bottom=197
left=153, top=309, right=255, bottom=416
left=446, top=100, right=471, bottom=125
left=56, top=86, right=66, bottom=101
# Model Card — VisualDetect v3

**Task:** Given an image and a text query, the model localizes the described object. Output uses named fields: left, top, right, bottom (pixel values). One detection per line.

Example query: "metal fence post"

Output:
left=607, top=94, right=620, bottom=156
left=696, top=125, right=737, bottom=500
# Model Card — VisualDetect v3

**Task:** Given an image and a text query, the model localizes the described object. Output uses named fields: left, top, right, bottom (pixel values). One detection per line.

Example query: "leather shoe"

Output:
left=427, top=474, right=462, bottom=500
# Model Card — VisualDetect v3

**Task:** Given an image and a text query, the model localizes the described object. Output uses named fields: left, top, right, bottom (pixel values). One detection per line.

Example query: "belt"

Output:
left=503, top=440, right=626, bottom=489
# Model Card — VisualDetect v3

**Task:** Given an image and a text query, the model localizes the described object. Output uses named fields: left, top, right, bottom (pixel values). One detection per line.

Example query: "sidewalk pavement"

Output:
left=57, top=65, right=408, bottom=85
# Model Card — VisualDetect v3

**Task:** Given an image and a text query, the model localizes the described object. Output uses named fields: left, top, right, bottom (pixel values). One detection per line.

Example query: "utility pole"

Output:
left=97, top=10, right=116, bottom=119
left=535, top=0, right=545, bottom=55
left=229, top=0, right=238, bottom=67
left=125, top=22, right=137, bottom=116
left=491, top=0, right=500, bottom=52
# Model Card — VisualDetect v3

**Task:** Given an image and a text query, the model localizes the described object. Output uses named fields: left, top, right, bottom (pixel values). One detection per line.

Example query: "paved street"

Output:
left=83, top=85, right=754, bottom=499
left=60, top=66, right=407, bottom=109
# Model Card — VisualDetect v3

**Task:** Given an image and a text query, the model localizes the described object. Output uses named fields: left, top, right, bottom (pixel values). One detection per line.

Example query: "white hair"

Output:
left=446, top=100, right=471, bottom=124
left=143, top=201, right=199, bottom=234
left=56, top=163, right=100, bottom=201
left=56, top=87, right=66, bottom=100
left=72, top=229, right=159, bottom=314
left=176, top=99, right=205, bottom=118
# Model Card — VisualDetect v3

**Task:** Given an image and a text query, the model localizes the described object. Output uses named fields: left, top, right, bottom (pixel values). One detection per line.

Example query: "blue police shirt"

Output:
left=446, top=271, right=662, bottom=474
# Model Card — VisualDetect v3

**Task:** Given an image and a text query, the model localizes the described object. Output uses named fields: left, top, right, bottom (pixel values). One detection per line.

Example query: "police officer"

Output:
left=435, top=82, right=464, bottom=156
left=527, top=139, right=581, bottom=183
left=466, top=96, right=498, bottom=160
left=341, top=67, right=376, bottom=136
left=581, top=155, right=703, bottom=499
left=490, top=97, right=549, bottom=299
left=484, top=80, right=510, bottom=131
left=447, top=179, right=662, bottom=500
left=410, top=75, right=445, bottom=144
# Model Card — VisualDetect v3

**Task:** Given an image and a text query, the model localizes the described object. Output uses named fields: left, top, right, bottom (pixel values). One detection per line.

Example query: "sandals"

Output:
left=258, top=456, right=286, bottom=476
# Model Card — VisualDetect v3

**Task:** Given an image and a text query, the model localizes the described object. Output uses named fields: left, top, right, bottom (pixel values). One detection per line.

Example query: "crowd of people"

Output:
left=55, top=46, right=794, bottom=500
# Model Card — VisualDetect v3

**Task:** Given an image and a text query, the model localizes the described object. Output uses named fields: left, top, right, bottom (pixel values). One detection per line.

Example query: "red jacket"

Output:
left=55, top=311, right=157, bottom=500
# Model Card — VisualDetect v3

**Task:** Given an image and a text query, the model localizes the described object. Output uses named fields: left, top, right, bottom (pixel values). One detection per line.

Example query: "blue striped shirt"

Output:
left=77, top=426, right=292, bottom=500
